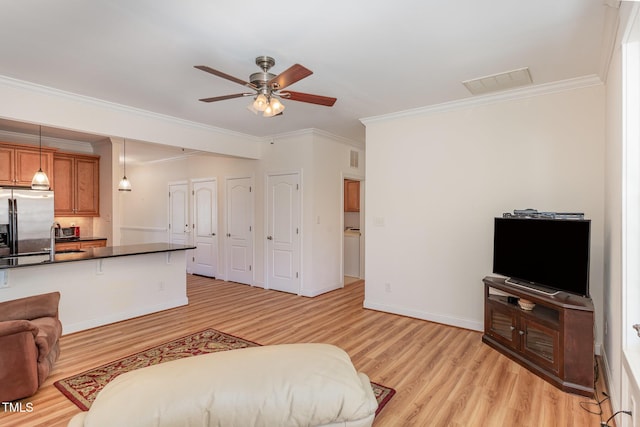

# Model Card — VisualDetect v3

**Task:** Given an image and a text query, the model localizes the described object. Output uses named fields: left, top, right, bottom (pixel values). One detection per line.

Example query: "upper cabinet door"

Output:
left=74, top=156, right=99, bottom=216
left=14, top=148, right=54, bottom=187
left=53, top=155, right=74, bottom=215
left=0, top=146, right=15, bottom=185
left=0, top=142, right=55, bottom=188
left=344, top=179, right=360, bottom=212
left=53, top=153, right=100, bottom=217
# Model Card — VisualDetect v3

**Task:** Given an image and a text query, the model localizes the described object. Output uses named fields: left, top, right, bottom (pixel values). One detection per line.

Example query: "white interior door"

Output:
left=168, top=183, right=188, bottom=245
left=225, top=177, right=253, bottom=285
left=267, top=172, right=300, bottom=294
left=192, top=179, right=217, bottom=278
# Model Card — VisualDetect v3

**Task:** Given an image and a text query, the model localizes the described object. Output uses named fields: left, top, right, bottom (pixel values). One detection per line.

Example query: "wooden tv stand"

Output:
left=482, top=276, right=594, bottom=396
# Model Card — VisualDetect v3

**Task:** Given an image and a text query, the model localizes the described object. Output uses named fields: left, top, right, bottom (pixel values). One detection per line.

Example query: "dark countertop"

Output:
left=55, top=236, right=107, bottom=243
left=0, top=243, right=196, bottom=269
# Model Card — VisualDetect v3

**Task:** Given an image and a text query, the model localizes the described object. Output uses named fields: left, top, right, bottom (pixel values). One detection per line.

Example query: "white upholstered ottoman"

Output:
left=67, top=343, right=378, bottom=427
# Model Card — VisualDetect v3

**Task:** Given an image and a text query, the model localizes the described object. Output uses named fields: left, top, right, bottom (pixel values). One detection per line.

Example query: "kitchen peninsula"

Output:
left=0, top=243, right=195, bottom=334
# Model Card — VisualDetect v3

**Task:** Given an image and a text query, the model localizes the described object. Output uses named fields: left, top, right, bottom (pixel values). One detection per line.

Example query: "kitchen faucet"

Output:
left=50, top=222, right=61, bottom=261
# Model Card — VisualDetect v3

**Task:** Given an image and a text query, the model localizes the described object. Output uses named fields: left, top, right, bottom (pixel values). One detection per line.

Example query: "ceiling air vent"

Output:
left=350, top=150, right=359, bottom=168
left=463, top=67, right=532, bottom=95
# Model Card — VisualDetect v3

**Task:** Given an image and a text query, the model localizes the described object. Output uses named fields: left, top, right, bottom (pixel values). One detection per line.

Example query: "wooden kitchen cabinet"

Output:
left=53, top=153, right=100, bottom=216
left=344, top=179, right=360, bottom=212
left=55, top=239, right=106, bottom=251
left=79, top=239, right=106, bottom=249
left=55, top=241, right=81, bottom=251
left=0, top=142, right=56, bottom=187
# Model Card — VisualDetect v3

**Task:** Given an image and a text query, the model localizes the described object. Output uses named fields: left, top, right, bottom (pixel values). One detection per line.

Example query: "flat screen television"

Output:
left=492, top=217, right=590, bottom=297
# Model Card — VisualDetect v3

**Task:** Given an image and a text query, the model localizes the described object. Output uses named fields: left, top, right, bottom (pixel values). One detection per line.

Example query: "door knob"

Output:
left=267, top=236, right=273, bottom=240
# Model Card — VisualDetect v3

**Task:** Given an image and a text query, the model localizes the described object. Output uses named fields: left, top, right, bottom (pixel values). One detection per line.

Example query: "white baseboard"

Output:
left=363, top=299, right=483, bottom=331
left=301, top=284, right=342, bottom=297
left=62, top=297, right=189, bottom=335
left=599, top=344, right=620, bottom=415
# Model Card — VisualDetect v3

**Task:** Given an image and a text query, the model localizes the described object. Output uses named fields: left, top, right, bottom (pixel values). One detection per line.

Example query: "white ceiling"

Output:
left=0, top=1, right=612, bottom=146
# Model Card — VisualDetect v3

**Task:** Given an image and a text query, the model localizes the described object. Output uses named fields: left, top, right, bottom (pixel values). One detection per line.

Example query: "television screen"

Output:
left=492, top=217, right=590, bottom=297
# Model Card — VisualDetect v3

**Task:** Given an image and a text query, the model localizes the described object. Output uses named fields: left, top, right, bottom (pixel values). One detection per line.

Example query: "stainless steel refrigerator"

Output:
left=0, top=188, right=54, bottom=257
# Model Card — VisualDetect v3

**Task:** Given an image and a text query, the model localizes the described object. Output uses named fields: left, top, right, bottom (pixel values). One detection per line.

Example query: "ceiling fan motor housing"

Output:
left=250, top=71, right=276, bottom=91
left=252, top=56, right=279, bottom=91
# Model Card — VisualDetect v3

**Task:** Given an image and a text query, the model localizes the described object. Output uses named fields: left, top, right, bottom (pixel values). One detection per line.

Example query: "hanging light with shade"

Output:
left=118, top=138, right=132, bottom=192
left=31, top=126, right=50, bottom=190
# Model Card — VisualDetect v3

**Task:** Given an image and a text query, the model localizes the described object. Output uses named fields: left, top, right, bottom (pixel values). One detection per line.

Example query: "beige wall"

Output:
left=119, top=130, right=364, bottom=296
left=603, top=2, right=625, bottom=411
left=603, top=2, right=640, bottom=419
left=363, top=84, right=605, bottom=335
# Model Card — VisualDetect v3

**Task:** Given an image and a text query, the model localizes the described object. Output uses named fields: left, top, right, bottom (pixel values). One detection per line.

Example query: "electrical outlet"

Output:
left=158, top=281, right=165, bottom=291
left=385, top=283, right=391, bottom=292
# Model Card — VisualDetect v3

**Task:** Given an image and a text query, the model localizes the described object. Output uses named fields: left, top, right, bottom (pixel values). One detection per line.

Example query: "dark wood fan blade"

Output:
left=194, top=65, right=257, bottom=89
left=281, top=91, right=337, bottom=106
left=199, top=93, right=251, bottom=103
left=268, top=64, right=313, bottom=90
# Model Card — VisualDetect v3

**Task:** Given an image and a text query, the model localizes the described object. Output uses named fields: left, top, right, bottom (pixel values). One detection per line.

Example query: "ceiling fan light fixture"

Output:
left=271, top=98, right=285, bottom=114
left=196, top=56, right=336, bottom=115
left=253, top=94, right=268, bottom=111
left=263, top=103, right=276, bottom=117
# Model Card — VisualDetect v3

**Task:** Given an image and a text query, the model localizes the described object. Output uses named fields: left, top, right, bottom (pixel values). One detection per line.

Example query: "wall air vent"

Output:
left=350, top=150, right=359, bottom=168
left=463, top=67, right=533, bottom=95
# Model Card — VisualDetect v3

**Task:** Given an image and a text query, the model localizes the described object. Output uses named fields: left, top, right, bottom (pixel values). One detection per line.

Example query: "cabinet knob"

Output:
left=510, top=326, right=515, bottom=331
left=519, top=330, right=525, bottom=336
left=267, top=236, right=273, bottom=240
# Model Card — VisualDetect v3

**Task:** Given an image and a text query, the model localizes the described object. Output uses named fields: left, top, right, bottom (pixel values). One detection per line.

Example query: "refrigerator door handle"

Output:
left=9, top=198, right=17, bottom=254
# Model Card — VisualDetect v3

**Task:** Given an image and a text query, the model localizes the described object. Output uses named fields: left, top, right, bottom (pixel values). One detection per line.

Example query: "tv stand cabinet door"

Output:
left=521, top=317, right=560, bottom=374
left=485, top=301, right=519, bottom=350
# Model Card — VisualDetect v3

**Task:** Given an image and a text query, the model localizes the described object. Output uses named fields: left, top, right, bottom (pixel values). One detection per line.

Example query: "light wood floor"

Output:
left=1, top=275, right=613, bottom=426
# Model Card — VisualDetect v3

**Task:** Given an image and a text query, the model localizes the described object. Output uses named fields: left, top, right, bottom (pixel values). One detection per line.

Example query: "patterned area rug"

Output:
left=55, top=329, right=395, bottom=416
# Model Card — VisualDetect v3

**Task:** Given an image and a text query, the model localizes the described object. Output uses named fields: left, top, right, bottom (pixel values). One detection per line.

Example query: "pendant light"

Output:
left=31, top=126, right=50, bottom=190
left=118, top=139, right=132, bottom=192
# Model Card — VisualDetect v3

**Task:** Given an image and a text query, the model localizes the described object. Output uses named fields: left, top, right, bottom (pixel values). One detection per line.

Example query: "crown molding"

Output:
left=360, top=74, right=603, bottom=126
left=0, top=128, right=99, bottom=153
left=0, top=75, right=262, bottom=143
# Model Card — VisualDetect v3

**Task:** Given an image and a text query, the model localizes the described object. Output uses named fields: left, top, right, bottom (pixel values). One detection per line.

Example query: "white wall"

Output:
left=0, top=252, right=188, bottom=334
left=118, top=131, right=364, bottom=296
left=363, top=85, right=605, bottom=334
left=604, top=3, right=640, bottom=423
left=0, top=75, right=262, bottom=159
left=258, top=131, right=365, bottom=296
left=93, top=139, right=115, bottom=244
left=603, top=2, right=625, bottom=413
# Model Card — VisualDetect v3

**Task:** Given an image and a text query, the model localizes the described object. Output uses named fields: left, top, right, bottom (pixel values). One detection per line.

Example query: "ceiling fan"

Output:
left=194, top=56, right=337, bottom=117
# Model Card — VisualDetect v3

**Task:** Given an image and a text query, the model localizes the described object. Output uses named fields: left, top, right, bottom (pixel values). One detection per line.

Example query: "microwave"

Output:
left=58, top=227, right=79, bottom=238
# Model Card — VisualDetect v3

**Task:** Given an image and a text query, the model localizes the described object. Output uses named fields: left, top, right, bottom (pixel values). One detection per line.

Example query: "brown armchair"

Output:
left=0, top=292, right=62, bottom=402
